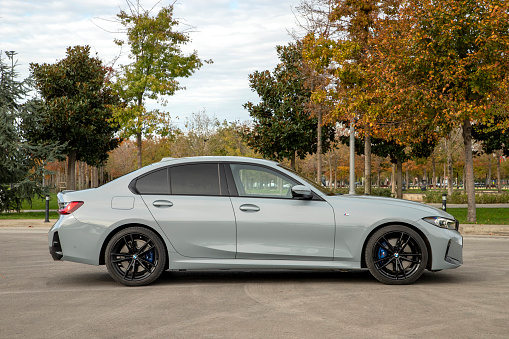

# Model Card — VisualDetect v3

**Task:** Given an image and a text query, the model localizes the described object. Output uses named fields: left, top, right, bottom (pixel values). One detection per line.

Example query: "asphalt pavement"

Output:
left=0, top=230, right=508, bottom=338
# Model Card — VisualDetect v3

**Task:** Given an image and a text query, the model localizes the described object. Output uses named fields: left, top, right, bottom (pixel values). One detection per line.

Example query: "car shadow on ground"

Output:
left=151, top=268, right=464, bottom=286
left=50, top=266, right=465, bottom=287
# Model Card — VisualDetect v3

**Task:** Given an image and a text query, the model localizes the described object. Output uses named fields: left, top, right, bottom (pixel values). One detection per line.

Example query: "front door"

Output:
left=228, top=163, right=335, bottom=260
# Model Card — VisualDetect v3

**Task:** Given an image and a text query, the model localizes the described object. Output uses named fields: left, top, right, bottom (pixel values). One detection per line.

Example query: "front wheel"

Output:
left=105, top=227, right=166, bottom=286
left=365, top=225, right=428, bottom=285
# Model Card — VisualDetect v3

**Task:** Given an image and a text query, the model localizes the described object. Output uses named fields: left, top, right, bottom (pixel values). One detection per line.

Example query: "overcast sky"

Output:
left=0, top=0, right=301, bottom=126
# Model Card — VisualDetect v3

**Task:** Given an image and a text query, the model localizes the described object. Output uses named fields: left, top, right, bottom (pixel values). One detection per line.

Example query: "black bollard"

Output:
left=45, top=195, right=50, bottom=222
left=442, top=193, right=447, bottom=211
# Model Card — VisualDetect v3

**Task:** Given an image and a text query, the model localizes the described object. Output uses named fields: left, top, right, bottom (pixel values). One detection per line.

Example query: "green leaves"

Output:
left=111, top=1, right=209, bottom=167
left=242, top=42, right=335, bottom=163
left=0, top=58, right=64, bottom=212
left=30, top=45, right=121, bottom=167
left=112, top=2, right=207, bottom=132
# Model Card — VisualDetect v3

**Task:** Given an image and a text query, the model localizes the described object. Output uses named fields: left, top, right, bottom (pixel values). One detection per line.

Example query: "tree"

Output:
left=0, top=55, right=63, bottom=212
left=301, top=0, right=400, bottom=193
left=473, top=118, right=509, bottom=193
left=369, top=0, right=509, bottom=221
left=340, top=133, right=435, bottom=198
left=112, top=1, right=211, bottom=168
left=30, top=45, right=121, bottom=190
left=242, top=42, right=335, bottom=170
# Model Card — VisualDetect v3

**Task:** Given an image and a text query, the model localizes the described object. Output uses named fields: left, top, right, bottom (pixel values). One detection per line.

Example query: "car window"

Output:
left=135, top=168, right=170, bottom=195
left=278, top=164, right=336, bottom=196
left=170, top=163, right=221, bottom=196
left=229, top=164, right=298, bottom=199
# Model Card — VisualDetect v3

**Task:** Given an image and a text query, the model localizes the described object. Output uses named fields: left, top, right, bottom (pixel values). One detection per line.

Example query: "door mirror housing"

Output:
left=291, top=185, right=313, bottom=200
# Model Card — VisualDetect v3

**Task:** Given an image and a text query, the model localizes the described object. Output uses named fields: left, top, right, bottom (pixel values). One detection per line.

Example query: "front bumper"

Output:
left=416, top=218, right=463, bottom=270
left=445, top=236, right=463, bottom=266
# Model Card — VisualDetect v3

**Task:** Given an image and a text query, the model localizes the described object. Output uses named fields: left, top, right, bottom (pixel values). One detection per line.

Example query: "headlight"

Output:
left=423, top=216, right=458, bottom=230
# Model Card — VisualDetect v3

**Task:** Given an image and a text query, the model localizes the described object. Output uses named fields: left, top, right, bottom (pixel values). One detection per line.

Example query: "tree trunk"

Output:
left=443, top=161, right=446, bottom=190
left=364, top=134, right=371, bottom=195
left=79, top=162, right=84, bottom=190
left=432, top=156, right=436, bottom=190
left=396, top=158, right=403, bottom=199
left=349, top=122, right=355, bottom=194
left=497, top=150, right=502, bottom=193
left=137, top=132, right=143, bottom=169
left=405, top=167, right=409, bottom=192
left=66, top=150, right=76, bottom=190
left=85, top=163, right=89, bottom=189
left=329, top=153, right=332, bottom=188
left=290, top=151, right=296, bottom=170
left=391, top=163, right=396, bottom=195
left=487, top=156, right=492, bottom=190
left=334, top=161, right=337, bottom=189
left=462, top=119, right=476, bottom=222
left=56, top=170, right=61, bottom=193
left=317, top=111, right=322, bottom=183
left=376, top=157, right=381, bottom=188
left=463, top=165, right=467, bottom=192
left=423, top=167, right=427, bottom=188
left=94, top=167, right=99, bottom=188
left=447, top=143, right=453, bottom=196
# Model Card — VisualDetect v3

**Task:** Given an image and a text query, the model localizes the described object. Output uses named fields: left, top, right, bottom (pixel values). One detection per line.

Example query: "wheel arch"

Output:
left=360, top=221, right=433, bottom=270
left=99, top=223, right=169, bottom=269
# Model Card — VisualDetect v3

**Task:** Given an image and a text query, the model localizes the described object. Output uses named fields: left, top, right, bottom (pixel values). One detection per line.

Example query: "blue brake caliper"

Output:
left=145, top=250, right=154, bottom=263
left=378, top=242, right=388, bottom=260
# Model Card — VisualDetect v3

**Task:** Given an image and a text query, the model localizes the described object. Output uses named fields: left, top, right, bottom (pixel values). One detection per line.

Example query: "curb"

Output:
left=459, top=225, right=509, bottom=236
left=0, top=220, right=56, bottom=229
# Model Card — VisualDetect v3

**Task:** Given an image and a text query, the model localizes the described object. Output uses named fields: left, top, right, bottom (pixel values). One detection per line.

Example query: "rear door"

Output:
left=137, top=163, right=237, bottom=259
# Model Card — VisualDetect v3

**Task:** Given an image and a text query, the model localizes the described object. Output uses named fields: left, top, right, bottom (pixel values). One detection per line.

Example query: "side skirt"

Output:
left=168, top=257, right=361, bottom=271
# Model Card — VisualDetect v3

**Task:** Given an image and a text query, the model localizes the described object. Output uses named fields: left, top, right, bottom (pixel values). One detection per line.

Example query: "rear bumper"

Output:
left=49, top=231, right=63, bottom=261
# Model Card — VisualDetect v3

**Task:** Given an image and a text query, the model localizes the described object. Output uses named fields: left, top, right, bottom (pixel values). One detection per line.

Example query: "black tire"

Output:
left=105, top=227, right=166, bottom=286
left=365, top=225, right=428, bottom=285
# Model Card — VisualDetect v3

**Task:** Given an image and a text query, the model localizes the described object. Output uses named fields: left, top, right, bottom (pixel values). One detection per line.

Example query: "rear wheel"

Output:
left=105, top=227, right=166, bottom=286
left=365, top=225, right=428, bottom=285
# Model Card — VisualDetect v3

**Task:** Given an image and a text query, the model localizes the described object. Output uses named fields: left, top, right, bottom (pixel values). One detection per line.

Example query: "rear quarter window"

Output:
left=135, top=168, right=170, bottom=194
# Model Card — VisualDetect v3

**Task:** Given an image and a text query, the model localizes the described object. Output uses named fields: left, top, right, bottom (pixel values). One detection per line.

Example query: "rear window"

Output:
left=170, top=163, right=220, bottom=196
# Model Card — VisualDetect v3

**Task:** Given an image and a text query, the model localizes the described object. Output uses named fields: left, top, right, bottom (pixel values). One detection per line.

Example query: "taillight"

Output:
left=58, top=201, right=84, bottom=215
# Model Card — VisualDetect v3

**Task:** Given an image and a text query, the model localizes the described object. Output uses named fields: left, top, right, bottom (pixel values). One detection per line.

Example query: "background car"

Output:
left=49, top=156, right=463, bottom=286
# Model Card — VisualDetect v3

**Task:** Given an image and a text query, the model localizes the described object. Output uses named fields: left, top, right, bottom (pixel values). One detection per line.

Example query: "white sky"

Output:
left=0, top=0, right=301, bottom=126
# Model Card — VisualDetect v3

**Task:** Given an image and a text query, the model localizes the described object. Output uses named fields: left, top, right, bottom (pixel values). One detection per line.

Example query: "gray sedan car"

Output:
left=49, top=156, right=463, bottom=286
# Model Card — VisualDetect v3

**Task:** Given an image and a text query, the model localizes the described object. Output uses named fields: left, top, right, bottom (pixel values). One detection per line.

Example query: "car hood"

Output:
left=326, top=194, right=454, bottom=219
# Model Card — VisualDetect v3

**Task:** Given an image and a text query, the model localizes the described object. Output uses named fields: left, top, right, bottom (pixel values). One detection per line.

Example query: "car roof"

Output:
left=159, top=156, right=278, bottom=166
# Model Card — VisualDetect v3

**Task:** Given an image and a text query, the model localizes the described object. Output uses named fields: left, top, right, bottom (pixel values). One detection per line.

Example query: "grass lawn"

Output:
left=446, top=208, right=509, bottom=225
left=0, top=211, right=59, bottom=219
left=20, top=193, right=59, bottom=210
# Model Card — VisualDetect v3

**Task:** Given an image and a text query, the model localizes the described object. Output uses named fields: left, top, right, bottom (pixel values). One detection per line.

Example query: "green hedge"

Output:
left=424, top=191, right=509, bottom=204
left=332, top=187, right=392, bottom=197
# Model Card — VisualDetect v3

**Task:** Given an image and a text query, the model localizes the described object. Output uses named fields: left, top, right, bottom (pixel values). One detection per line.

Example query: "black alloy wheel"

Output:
left=105, top=227, right=166, bottom=286
left=365, top=225, right=428, bottom=285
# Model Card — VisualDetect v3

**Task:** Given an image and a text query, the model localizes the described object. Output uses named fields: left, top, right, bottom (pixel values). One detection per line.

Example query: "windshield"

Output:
left=278, top=164, right=335, bottom=196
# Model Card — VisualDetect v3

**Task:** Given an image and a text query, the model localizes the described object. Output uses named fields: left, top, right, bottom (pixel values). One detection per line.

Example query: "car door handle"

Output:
left=239, top=204, right=260, bottom=212
left=153, top=200, right=173, bottom=208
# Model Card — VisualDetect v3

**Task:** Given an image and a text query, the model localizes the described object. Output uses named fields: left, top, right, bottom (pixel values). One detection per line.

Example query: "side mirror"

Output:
left=291, top=185, right=313, bottom=200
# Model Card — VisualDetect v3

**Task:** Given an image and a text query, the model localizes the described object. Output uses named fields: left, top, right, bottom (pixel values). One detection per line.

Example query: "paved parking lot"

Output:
left=1, top=229, right=508, bottom=338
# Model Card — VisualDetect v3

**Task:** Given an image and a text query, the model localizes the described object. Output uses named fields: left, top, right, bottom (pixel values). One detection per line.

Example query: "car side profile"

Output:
left=49, top=156, right=463, bottom=286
